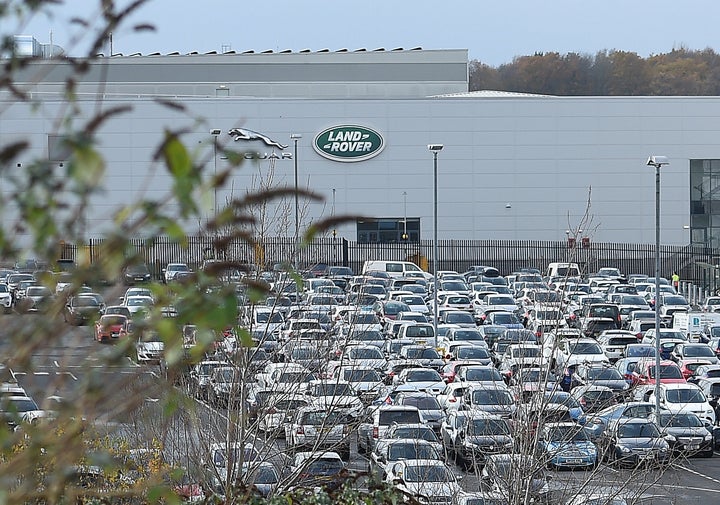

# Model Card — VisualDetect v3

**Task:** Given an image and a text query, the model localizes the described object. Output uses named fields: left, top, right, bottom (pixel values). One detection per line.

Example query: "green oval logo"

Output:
left=313, top=125, right=385, bottom=162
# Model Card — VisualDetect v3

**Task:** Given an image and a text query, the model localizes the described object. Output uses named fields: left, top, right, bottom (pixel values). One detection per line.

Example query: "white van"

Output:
left=362, top=260, right=433, bottom=280
left=545, top=262, right=581, bottom=278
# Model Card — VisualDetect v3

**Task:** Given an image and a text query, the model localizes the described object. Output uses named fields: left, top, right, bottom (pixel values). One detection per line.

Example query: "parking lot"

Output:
left=3, top=260, right=720, bottom=504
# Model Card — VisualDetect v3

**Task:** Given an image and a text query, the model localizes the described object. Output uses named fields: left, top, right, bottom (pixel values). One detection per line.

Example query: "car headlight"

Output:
left=664, top=434, right=676, bottom=443
left=617, top=444, right=631, bottom=453
left=706, top=409, right=714, bottom=415
left=705, top=433, right=713, bottom=441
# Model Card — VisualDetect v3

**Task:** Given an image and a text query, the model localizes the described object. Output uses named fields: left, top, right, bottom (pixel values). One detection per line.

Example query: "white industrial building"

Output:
left=2, top=38, right=717, bottom=247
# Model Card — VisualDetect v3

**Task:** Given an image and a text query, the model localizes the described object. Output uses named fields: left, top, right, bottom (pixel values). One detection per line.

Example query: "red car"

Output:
left=94, top=314, right=129, bottom=343
left=631, top=359, right=686, bottom=386
left=440, top=359, right=488, bottom=383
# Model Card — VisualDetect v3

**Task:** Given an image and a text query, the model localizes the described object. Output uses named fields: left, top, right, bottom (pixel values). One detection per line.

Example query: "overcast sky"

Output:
left=14, top=0, right=720, bottom=66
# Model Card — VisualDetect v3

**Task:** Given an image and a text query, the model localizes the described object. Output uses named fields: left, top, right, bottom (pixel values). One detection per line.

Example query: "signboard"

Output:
left=313, top=125, right=385, bottom=162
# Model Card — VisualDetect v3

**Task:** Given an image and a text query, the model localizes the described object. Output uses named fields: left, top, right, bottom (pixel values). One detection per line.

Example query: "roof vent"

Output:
left=261, top=49, right=273, bottom=53
left=242, top=50, right=255, bottom=54
left=336, top=48, right=348, bottom=52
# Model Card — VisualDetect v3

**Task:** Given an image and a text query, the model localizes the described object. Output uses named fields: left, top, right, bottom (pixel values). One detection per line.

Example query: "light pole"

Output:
left=428, top=144, right=444, bottom=349
left=210, top=129, right=221, bottom=222
left=647, top=155, right=670, bottom=416
left=402, top=191, right=408, bottom=240
left=291, top=134, right=302, bottom=269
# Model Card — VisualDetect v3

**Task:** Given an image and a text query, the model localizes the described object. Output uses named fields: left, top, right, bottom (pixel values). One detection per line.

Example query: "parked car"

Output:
left=648, top=412, right=714, bottom=458
left=94, top=314, right=129, bottom=343
left=535, top=421, right=597, bottom=469
left=121, top=263, right=152, bottom=285
left=595, top=417, right=671, bottom=468
left=64, top=293, right=105, bottom=325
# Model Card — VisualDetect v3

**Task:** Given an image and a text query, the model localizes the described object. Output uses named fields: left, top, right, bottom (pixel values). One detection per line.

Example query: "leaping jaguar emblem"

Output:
left=228, top=128, right=288, bottom=150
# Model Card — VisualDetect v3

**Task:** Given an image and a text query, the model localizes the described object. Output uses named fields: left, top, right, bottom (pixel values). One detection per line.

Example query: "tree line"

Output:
left=469, top=47, right=720, bottom=95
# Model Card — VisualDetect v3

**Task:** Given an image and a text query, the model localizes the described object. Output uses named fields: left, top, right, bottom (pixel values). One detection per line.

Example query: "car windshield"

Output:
left=74, top=297, right=99, bottom=307
left=343, top=370, right=380, bottom=382
left=666, top=388, right=705, bottom=403
left=511, top=347, right=540, bottom=358
left=683, top=346, right=714, bottom=358
left=388, top=443, right=438, bottom=461
left=468, top=418, right=510, bottom=436
left=620, top=296, right=646, bottom=305
left=406, top=370, right=441, bottom=382
left=441, top=282, right=469, bottom=292
left=350, top=330, right=383, bottom=342
left=453, top=330, right=484, bottom=341
left=535, top=310, right=562, bottom=320
left=246, top=466, right=278, bottom=484
left=627, top=346, right=655, bottom=357
left=347, top=348, right=383, bottom=359
left=278, top=372, right=315, bottom=383
left=617, top=423, right=660, bottom=438
left=491, top=313, right=518, bottom=324
left=466, top=368, right=502, bottom=382
left=569, top=342, right=602, bottom=355
left=256, top=312, right=283, bottom=323
left=658, top=413, right=704, bottom=428
left=4, top=398, right=39, bottom=412
left=545, top=393, right=579, bottom=408
left=663, top=296, right=687, bottom=305
left=306, top=459, right=343, bottom=476
left=457, top=347, right=490, bottom=360
left=301, top=410, right=349, bottom=425
left=402, top=396, right=440, bottom=410
left=291, top=348, right=317, bottom=360
left=589, top=306, right=617, bottom=318
left=489, top=296, right=515, bottom=305
left=533, top=292, right=560, bottom=303
left=405, top=348, right=440, bottom=359
left=404, top=464, right=454, bottom=483
left=311, top=383, right=353, bottom=396
left=546, top=425, right=590, bottom=442
left=391, top=426, right=438, bottom=441
left=405, top=326, right=434, bottom=338
left=379, top=410, right=420, bottom=425
left=471, top=389, right=514, bottom=405
left=100, top=316, right=126, bottom=326
left=648, top=365, right=683, bottom=379
left=587, top=368, right=623, bottom=381
left=400, top=296, right=425, bottom=306
left=446, top=312, right=475, bottom=324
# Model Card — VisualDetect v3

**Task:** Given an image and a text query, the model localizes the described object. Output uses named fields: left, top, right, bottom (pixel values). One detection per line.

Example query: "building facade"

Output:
left=1, top=43, right=716, bottom=247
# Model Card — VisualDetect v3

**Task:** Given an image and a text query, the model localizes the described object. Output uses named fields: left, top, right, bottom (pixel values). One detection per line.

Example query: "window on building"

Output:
left=690, top=159, right=720, bottom=248
left=356, top=218, right=420, bottom=243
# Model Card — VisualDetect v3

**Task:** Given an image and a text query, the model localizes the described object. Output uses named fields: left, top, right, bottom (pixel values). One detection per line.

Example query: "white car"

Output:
left=0, top=284, right=11, bottom=313
left=136, top=331, right=164, bottom=364
left=123, top=295, right=154, bottom=315
left=646, top=382, right=716, bottom=424
left=162, top=262, right=191, bottom=283
left=553, top=337, right=608, bottom=369
left=384, top=459, right=462, bottom=504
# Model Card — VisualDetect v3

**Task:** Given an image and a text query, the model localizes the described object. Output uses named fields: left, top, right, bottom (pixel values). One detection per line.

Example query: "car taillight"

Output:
left=267, top=408, right=276, bottom=414
left=343, top=425, right=349, bottom=435
left=449, top=397, right=457, bottom=403
left=296, top=426, right=304, bottom=435
left=372, top=426, right=379, bottom=439
left=580, top=397, right=587, bottom=406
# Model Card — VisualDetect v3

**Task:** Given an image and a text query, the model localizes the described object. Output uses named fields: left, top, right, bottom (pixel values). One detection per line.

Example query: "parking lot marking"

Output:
left=674, top=463, right=720, bottom=487
left=55, top=371, right=78, bottom=381
left=661, top=483, right=720, bottom=494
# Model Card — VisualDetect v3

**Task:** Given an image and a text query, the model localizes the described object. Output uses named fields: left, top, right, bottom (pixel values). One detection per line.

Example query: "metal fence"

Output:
left=62, top=236, right=720, bottom=291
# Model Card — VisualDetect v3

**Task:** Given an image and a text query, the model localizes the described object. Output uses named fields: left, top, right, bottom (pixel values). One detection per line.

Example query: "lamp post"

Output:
left=210, top=129, right=221, bottom=222
left=402, top=191, right=408, bottom=240
left=428, top=144, right=444, bottom=348
left=647, top=155, right=670, bottom=416
left=291, top=134, right=302, bottom=269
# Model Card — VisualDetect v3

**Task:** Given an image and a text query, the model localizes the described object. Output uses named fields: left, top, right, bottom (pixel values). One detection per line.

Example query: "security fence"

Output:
left=61, top=236, right=720, bottom=292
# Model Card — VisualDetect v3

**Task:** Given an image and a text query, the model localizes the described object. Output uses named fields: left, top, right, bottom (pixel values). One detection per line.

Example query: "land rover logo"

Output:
left=313, top=125, right=385, bottom=162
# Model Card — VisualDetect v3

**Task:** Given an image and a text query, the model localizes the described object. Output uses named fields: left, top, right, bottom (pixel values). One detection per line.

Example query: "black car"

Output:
left=649, top=412, right=714, bottom=457
left=596, top=417, right=671, bottom=467
left=121, top=264, right=152, bottom=285
left=64, top=293, right=105, bottom=325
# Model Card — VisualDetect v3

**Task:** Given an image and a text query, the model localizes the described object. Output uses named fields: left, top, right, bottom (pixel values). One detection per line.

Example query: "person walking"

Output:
left=672, top=271, right=680, bottom=292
